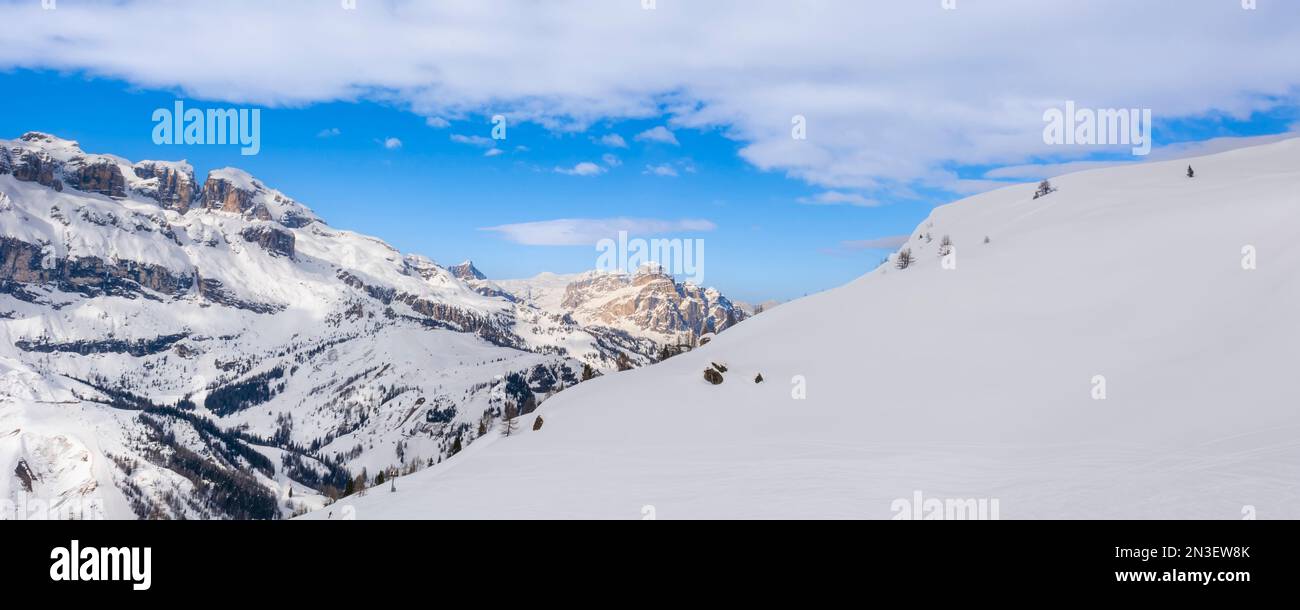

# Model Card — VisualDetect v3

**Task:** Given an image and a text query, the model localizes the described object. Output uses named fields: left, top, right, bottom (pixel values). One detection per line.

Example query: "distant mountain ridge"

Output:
left=0, top=132, right=747, bottom=519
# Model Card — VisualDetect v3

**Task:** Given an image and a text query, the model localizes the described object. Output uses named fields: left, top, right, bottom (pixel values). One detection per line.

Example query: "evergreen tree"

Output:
left=1034, top=179, right=1055, bottom=199
left=1187, top=165, right=1195, bottom=178
left=501, top=403, right=519, bottom=437
left=581, top=363, right=596, bottom=381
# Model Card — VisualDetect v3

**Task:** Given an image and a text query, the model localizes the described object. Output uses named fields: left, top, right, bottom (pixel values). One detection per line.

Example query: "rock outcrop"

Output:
left=133, top=161, right=197, bottom=212
left=241, top=225, right=296, bottom=258
left=200, top=172, right=271, bottom=220
left=559, top=266, right=744, bottom=337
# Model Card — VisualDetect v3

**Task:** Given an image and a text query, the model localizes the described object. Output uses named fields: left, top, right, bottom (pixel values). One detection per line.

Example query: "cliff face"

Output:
left=0, top=236, right=194, bottom=299
left=558, top=267, right=744, bottom=337
left=133, top=161, right=197, bottom=213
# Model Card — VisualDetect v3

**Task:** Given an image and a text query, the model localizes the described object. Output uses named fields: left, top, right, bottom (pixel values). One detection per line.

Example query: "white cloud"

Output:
left=383, top=137, right=402, bottom=150
left=643, top=163, right=678, bottom=177
left=797, top=191, right=879, bottom=207
left=316, top=127, right=341, bottom=138
left=450, top=134, right=495, bottom=148
left=484, top=148, right=504, bottom=157
left=481, top=217, right=717, bottom=246
left=601, top=153, right=621, bottom=167
left=598, top=134, right=628, bottom=148
left=556, top=161, right=604, bottom=176
left=425, top=116, right=450, bottom=128
left=635, top=126, right=679, bottom=146
left=4, top=1, right=1300, bottom=193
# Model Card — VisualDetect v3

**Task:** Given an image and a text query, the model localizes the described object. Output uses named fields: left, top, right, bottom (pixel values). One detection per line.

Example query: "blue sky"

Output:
left=0, top=69, right=942, bottom=301
left=2, top=1, right=1299, bottom=302
left=3, top=68, right=1297, bottom=302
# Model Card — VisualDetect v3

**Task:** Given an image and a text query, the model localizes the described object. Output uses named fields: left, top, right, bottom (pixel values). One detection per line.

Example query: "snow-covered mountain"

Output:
left=304, top=137, right=1300, bottom=520
left=492, top=265, right=745, bottom=364
left=0, top=132, right=745, bottom=520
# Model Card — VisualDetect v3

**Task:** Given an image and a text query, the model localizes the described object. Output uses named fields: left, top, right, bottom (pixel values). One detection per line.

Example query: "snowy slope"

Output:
left=305, top=138, right=1300, bottom=520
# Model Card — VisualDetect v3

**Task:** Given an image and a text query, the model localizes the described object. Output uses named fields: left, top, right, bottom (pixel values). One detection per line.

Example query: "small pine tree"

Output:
left=581, top=363, right=596, bottom=381
left=1034, top=179, right=1055, bottom=199
left=450, top=434, right=463, bottom=456
left=1187, top=165, right=1195, bottom=178
left=896, top=248, right=913, bottom=269
left=532, top=415, right=545, bottom=431
left=501, top=403, right=519, bottom=437
left=983, top=236, right=990, bottom=244
left=616, top=352, right=632, bottom=372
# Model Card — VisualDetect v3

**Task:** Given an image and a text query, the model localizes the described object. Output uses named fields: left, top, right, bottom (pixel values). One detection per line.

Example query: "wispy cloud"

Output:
left=485, top=148, right=505, bottom=157
left=481, top=217, right=716, bottom=246
left=601, top=153, right=622, bottom=167
left=382, top=137, right=402, bottom=150
left=555, top=161, right=605, bottom=176
left=425, top=117, right=450, bottom=129
left=316, top=127, right=341, bottom=138
left=643, top=163, right=678, bottom=177
left=597, top=134, right=627, bottom=148
left=450, top=134, right=495, bottom=148
left=635, top=126, right=679, bottom=146
left=797, top=191, right=879, bottom=207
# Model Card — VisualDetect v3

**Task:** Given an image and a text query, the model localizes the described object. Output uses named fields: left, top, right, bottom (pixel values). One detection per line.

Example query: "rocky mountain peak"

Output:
left=198, top=167, right=320, bottom=228
left=18, top=131, right=80, bottom=150
left=449, top=260, right=487, bottom=281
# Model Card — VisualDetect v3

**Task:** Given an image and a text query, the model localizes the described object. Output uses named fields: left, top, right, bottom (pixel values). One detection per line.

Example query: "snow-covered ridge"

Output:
left=305, top=136, right=1300, bottom=520
left=0, top=132, right=751, bottom=519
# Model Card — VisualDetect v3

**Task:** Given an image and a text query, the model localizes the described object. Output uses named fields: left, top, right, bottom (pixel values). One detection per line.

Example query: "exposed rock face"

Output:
left=14, top=459, right=36, bottom=492
left=273, top=193, right=317, bottom=229
left=65, top=158, right=127, bottom=198
left=9, top=148, right=63, bottom=191
left=241, top=225, right=296, bottom=258
left=6, top=132, right=128, bottom=198
left=449, top=260, right=487, bottom=281
left=560, top=267, right=744, bottom=337
left=338, top=271, right=522, bottom=348
left=200, top=174, right=271, bottom=220
left=133, top=162, right=197, bottom=212
left=0, top=236, right=194, bottom=299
